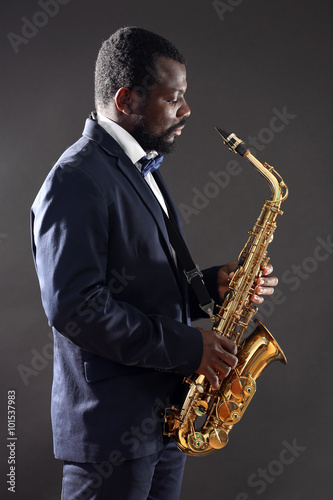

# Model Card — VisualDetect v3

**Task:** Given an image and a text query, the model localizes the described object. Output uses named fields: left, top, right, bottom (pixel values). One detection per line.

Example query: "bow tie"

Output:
left=139, top=155, right=164, bottom=177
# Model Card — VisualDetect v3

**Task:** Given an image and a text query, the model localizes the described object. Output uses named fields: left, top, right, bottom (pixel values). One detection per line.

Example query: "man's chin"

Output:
left=143, top=135, right=177, bottom=155
left=131, top=126, right=177, bottom=155
left=157, top=138, right=177, bottom=155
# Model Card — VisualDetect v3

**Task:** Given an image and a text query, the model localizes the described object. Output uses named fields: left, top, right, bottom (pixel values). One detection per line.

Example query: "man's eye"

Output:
left=167, top=99, right=177, bottom=105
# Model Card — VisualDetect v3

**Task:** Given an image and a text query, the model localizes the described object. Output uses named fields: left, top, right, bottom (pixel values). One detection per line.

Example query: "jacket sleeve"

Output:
left=31, top=164, right=203, bottom=376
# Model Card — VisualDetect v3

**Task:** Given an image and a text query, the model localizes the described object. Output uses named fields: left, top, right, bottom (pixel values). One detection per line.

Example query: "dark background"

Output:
left=1, top=0, right=332, bottom=499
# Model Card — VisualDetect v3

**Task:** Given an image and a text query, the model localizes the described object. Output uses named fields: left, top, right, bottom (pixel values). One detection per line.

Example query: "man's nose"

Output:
left=177, top=99, right=191, bottom=118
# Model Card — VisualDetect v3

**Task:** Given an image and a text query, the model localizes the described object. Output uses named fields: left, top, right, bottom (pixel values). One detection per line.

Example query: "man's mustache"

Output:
left=167, top=118, right=187, bottom=134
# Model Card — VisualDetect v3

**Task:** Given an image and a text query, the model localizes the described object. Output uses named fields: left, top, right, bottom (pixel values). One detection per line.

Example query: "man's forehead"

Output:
left=153, top=56, right=187, bottom=91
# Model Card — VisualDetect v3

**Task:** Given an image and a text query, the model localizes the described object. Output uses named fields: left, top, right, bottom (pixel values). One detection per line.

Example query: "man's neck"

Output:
left=96, top=111, right=149, bottom=165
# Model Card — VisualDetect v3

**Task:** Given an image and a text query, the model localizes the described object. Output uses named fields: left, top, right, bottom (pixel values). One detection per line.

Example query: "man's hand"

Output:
left=217, top=261, right=278, bottom=305
left=252, top=263, right=278, bottom=304
left=195, top=261, right=279, bottom=389
left=195, top=328, right=238, bottom=390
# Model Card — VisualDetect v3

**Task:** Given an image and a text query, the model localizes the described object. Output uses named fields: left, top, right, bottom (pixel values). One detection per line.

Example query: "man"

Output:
left=31, top=27, right=277, bottom=500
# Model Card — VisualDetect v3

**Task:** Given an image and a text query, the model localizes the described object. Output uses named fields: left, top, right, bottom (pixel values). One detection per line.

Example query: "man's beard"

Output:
left=131, top=117, right=187, bottom=155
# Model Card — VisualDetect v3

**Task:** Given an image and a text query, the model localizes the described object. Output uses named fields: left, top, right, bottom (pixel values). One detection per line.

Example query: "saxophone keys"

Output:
left=230, top=375, right=256, bottom=399
left=187, top=431, right=209, bottom=453
left=218, top=401, right=242, bottom=424
left=193, top=399, right=208, bottom=416
left=209, top=428, right=229, bottom=449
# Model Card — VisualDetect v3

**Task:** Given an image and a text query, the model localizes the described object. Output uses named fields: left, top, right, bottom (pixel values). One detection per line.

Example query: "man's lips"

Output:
left=173, top=128, right=183, bottom=136
left=170, top=125, right=185, bottom=136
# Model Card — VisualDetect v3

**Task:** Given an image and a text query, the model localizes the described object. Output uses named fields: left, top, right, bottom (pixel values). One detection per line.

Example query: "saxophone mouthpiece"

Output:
left=215, top=127, right=230, bottom=140
left=215, top=127, right=248, bottom=157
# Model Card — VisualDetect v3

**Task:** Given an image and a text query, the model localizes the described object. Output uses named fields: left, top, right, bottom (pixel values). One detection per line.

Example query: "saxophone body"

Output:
left=164, top=129, right=288, bottom=456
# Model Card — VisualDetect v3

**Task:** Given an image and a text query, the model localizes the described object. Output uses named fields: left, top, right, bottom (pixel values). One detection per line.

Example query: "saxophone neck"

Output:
left=244, top=150, right=288, bottom=204
left=216, top=128, right=288, bottom=204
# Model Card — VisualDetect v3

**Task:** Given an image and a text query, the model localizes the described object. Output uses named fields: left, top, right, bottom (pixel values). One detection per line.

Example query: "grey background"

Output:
left=0, top=0, right=332, bottom=499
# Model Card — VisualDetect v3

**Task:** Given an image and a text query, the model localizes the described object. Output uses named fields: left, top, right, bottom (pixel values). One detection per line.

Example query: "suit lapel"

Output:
left=153, top=170, right=185, bottom=237
left=117, top=157, right=186, bottom=290
left=83, top=119, right=182, bottom=286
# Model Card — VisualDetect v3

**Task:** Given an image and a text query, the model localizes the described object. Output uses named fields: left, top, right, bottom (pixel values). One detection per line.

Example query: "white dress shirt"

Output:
left=96, top=112, right=169, bottom=216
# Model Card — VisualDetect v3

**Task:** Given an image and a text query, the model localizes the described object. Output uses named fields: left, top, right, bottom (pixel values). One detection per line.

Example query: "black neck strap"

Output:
left=161, top=211, right=215, bottom=318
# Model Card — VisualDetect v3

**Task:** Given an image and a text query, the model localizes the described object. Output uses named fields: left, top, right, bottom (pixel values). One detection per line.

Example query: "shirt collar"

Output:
left=96, top=112, right=158, bottom=168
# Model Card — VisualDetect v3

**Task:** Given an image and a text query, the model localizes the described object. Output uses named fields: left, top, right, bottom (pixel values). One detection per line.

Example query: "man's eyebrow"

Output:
left=167, top=87, right=186, bottom=94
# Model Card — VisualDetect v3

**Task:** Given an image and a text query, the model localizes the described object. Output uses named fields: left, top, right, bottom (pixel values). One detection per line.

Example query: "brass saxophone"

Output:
left=164, top=128, right=288, bottom=456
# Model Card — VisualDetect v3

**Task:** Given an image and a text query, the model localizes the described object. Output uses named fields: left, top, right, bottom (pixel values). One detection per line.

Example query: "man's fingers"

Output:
left=257, top=276, right=278, bottom=287
left=205, top=366, right=222, bottom=390
left=204, top=364, right=231, bottom=390
left=262, top=263, right=273, bottom=275
left=251, top=294, right=264, bottom=304
left=255, top=286, right=275, bottom=296
left=196, top=330, right=239, bottom=387
left=252, top=271, right=278, bottom=303
left=220, top=336, right=238, bottom=356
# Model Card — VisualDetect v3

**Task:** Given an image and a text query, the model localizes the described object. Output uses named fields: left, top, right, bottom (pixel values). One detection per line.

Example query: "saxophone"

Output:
left=164, top=128, right=288, bottom=456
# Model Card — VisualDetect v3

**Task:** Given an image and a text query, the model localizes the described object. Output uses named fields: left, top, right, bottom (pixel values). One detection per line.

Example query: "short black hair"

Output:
left=94, top=27, right=185, bottom=109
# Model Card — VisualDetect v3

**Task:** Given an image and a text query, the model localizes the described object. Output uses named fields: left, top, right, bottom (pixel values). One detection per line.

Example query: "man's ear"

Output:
left=114, top=87, right=134, bottom=115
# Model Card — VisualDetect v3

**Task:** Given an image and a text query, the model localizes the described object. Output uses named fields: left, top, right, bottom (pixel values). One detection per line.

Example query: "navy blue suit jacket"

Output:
left=31, top=118, right=221, bottom=462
